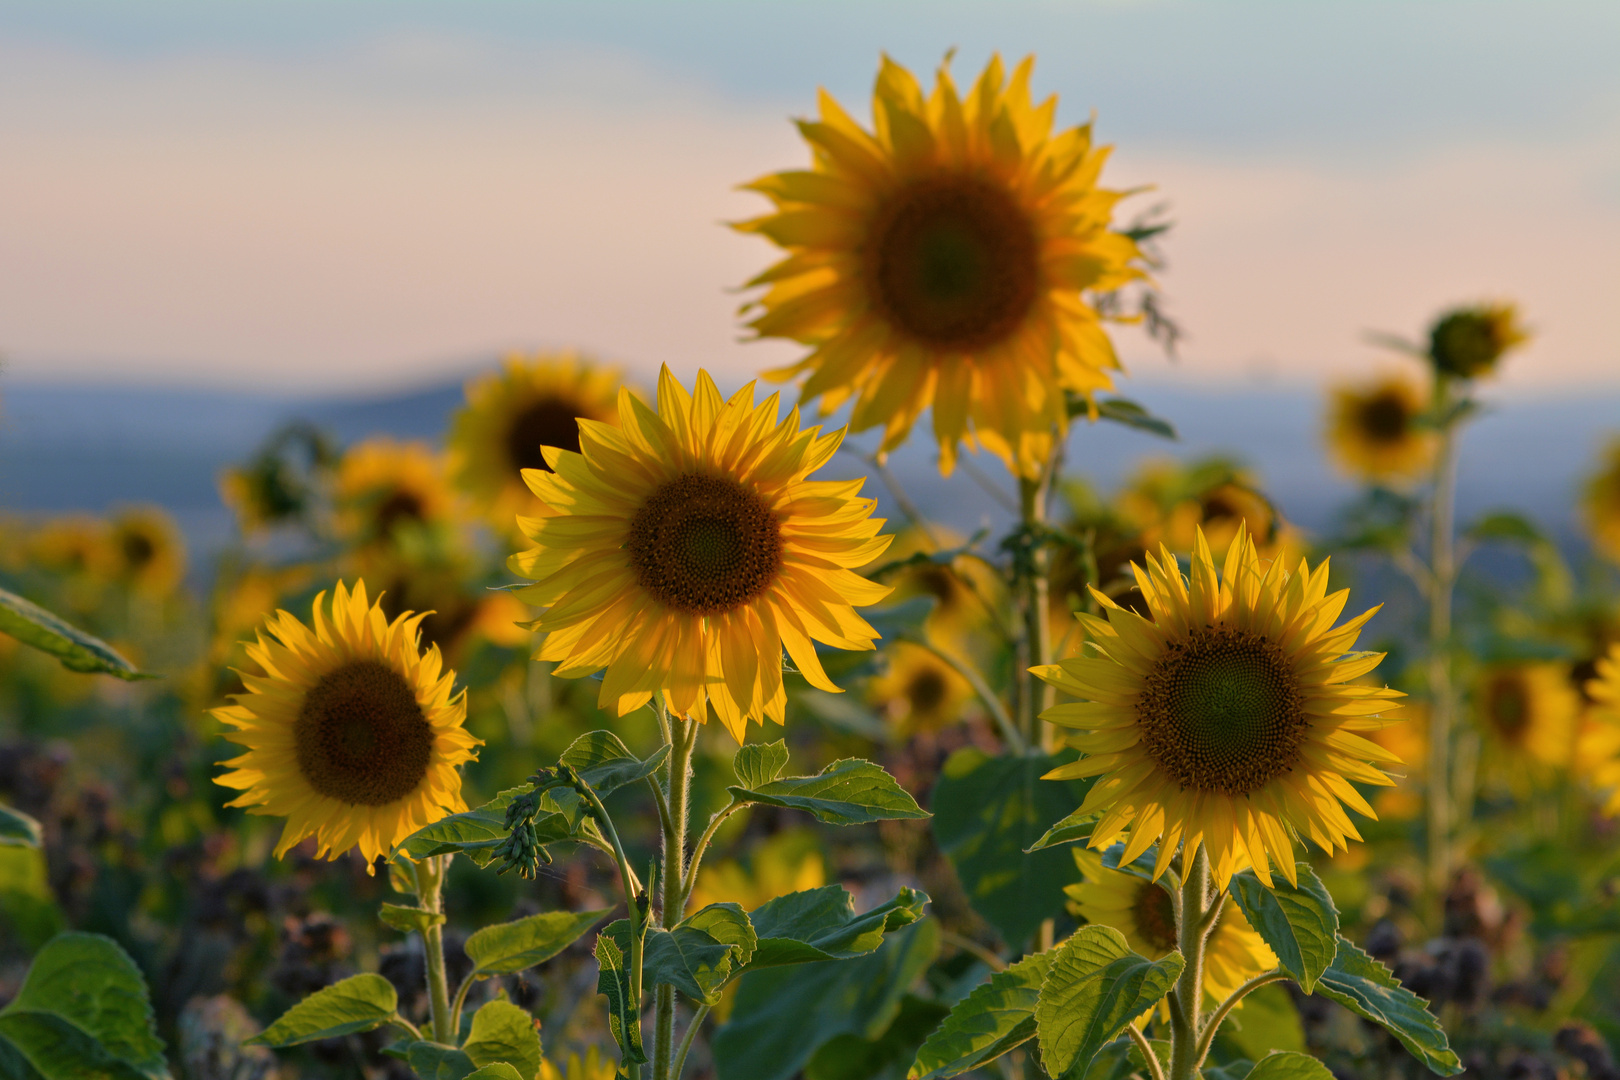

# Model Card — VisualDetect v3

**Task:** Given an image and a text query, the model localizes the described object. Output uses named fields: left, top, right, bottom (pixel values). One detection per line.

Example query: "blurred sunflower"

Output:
left=875, top=525, right=1001, bottom=644
left=1577, top=645, right=1620, bottom=814
left=1473, top=662, right=1580, bottom=773
left=540, top=1048, right=616, bottom=1080
left=736, top=53, right=1145, bottom=479
left=1428, top=302, right=1529, bottom=379
left=448, top=353, right=626, bottom=534
left=1116, top=460, right=1295, bottom=565
left=371, top=559, right=532, bottom=663
left=866, top=640, right=974, bottom=733
left=1365, top=698, right=1425, bottom=820
left=213, top=580, right=481, bottom=867
left=1581, top=437, right=1620, bottom=564
left=512, top=367, right=892, bottom=740
left=334, top=438, right=458, bottom=550
left=27, top=515, right=116, bottom=580
left=1066, top=847, right=1276, bottom=1013
left=685, top=829, right=826, bottom=913
left=1325, top=374, right=1436, bottom=485
left=1034, top=524, right=1404, bottom=888
left=105, top=506, right=186, bottom=597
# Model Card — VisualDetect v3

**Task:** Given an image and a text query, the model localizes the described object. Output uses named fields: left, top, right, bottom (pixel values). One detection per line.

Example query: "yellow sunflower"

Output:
left=213, top=580, right=481, bottom=866
left=736, top=53, right=1146, bottom=479
left=875, top=525, right=1002, bottom=644
left=1428, top=302, right=1529, bottom=380
left=1033, top=524, right=1404, bottom=889
left=1325, top=374, right=1437, bottom=485
left=1115, top=460, right=1298, bottom=567
left=1577, top=645, right=1620, bottom=814
left=540, top=1048, right=616, bottom=1080
left=867, top=640, right=975, bottom=733
left=1581, top=437, right=1620, bottom=564
left=1473, top=662, right=1581, bottom=773
left=448, top=353, right=628, bottom=534
left=106, top=506, right=187, bottom=596
left=1066, top=847, right=1277, bottom=1013
left=335, top=438, right=458, bottom=549
left=27, top=515, right=116, bottom=580
left=512, top=366, right=893, bottom=740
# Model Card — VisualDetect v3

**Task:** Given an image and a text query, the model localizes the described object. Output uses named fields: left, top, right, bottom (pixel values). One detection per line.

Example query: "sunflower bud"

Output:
left=1427, top=303, right=1528, bottom=379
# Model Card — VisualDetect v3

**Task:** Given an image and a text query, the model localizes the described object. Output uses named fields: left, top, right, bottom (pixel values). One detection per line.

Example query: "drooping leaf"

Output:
left=730, top=759, right=927, bottom=826
left=245, top=973, right=399, bottom=1047
left=732, top=740, right=791, bottom=789
left=464, top=908, right=612, bottom=975
left=1244, top=1051, right=1335, bottom=1080
left=559, top=730, right=672, bottom=796
left=378, top=903, right=445, bottom=934
left=1025, top=806, right=1099, bottom=853
left=397, top=788, right=587, bottom=867
left=0, top=586, right=149, bottom=680
left=594, top=925, right=647, bottom=1066
left=1312, top=938, right=1461, bottom=1075
left=908, top=951, right=1052, bottom=1079
left=932, top=749, right=1095, bottom=946
left=0, top=805, right=41, bottom=849
left=747, top=886, right=929, bottom=968
left=408, top=1041, right=476, bottom=1080
left=1227, top=864, right=1338, bottom=992
left=1087, top=396, right=1179, bottom=440
left=713, top=919, right=939, bottom=1080
left=639, top=923, right=742, bottom=1007
left=0, top=932, right=169, bottom=1080
left=807, top=995, right=950, bottom=1080
left=682, top=903, right=757, bottom=969
left=463, top=999, right=542, bottom=1080
left=1035, top=926, right=1183, bottom=1079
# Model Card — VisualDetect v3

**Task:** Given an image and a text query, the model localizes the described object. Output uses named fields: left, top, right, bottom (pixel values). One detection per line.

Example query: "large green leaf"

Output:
left=639, top=923, right=742, bottom=1007
left=729, top=759, right=928, bottom=825
left=465, top=1067, right=525, bottom=1080
left=397, top=788, right=586, bottom=867
left=463, top=1000, right=542, bottom=1080
left=0, top=587, right=149, bottom=680
left=908, top=951, right=1053, bottom=1079
left=378, top=903, right=445, bottom=934
left=464, top=908, right=611, bottom=975
left=0, top=805, right=41, bottom=849
left=407, top=1041, right=477, bottom=1080
left=1227, top=864, right=1338, bottom=993
left=931, top=749, right=1094, bottom=947
left=594, top=924, right=646, bottom=1066
left=1312, top=938, right=1461, bottom=1075
left=1035, top=926, right=1183, bottom=1079
left=0, top=932, right=168, bottom=1080
left=559, top=730, right=671, bottom=796
left=683, top=903, right=757, bottom=969
left=747, top=885, right=929, bottom=968
left=807, top=995, right=950, bottom=1080
left=245, top=973, right=398, bottom=1046
left=713, top=919, right=939, bottom=1080
left=1244, top=1051, right=1334, bottom=1080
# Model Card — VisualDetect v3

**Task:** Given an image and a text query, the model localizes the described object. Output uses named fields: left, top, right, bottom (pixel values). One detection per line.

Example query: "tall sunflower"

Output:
left=1325, top=374, right=1437, bottom=485
left=512, top=366, right=893, bottom=740
left=1581, top=437, right=1620, bottom=564
left=448, top=353, right=627, bottom=534
left=335, top=438, right=458, bottom=549
left=1474, top=662, right=1580, bottom=773
left=213, top=581, right=481, bottom=866
left=736, top=53, right=1146, bottom=479
left=1066, top=848, right=1277, bottom=1012
left=1033, top=524, right=1404, bottom=888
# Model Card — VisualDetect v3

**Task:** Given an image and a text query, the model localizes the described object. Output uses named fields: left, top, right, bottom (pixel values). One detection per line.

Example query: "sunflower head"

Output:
left=1579, top=646, right=1620, bottom=815
left=335, top=438, right=458, bottom=550
left=1581, top=437, right=1620, bottom=564
left=867, top=640, right=974, bottom=734
left=1427, top=302, right=1528, bottom=380
left=213, top=580, right=481, bottom=868
left=1116, top=460, right=1293, bottom=567
left=1474, top=662, right=1580, bottom=774
left=736, top=52, right=1146, bottom=479
left=511, top=366, right=893, bottom=740
left=1326, top=374, right=1437, bottom=485
left=1034, top=524, right=1404, bottom=889
left=874, top=525, right=1002, bottom=644
left=448, top=353, right=629, bottom=535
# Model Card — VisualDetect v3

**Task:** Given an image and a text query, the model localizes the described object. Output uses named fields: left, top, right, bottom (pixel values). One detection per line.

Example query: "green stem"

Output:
left=653, top=709, right=696, bottom=1080
left=686, top=803, right=746, bottom=904
left=575, top=772, right=646, bottom=1080
left=671, top=1002, right=711, bottom=1080
left=1427, top=376, right=1461, bottom=900
left=449, top=971, right=476, bottom=1038
left=899, top=632, right=1026, bottom=754
left=1166, top=845, right=1212, bottom=1080
left=412, top=856, right=455, bottom=1043
left=1126, top=1021, right=1168, bottom=1080
left=389, top=1014, right=425, bottom=1042
left=1192, top=970, right=1288, bottom=1066
left=1018, top=475, right=1055, bottom=750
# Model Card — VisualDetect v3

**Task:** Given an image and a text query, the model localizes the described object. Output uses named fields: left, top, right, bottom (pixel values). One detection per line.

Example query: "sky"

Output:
left=1, top=1, right=1617, bottom=396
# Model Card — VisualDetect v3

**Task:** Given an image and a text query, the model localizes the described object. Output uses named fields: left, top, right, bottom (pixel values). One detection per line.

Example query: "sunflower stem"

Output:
left=1167, top=845, right=1212, bottom=1080
left=1193, top=969, right=1288, bottom=1066
left=1126, top=1019, right=1169, bottom=1080
left=653, top=707, right=696, bottom=1080
left=412, top=855, right=456, bottom=1044
left=573, top=769, right=646, bottom=1080
left=1018, top=475, right=1056, bottom=751
left=1426, top=375, right=1461, bottom=903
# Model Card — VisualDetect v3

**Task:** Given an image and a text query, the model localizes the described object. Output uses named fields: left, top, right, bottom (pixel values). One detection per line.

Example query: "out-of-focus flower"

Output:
left=866, top=641, right=974, bottom=734
left=1325, top=374, right=1437, bottom=485
left=1579, top=645, right=1620, bottom=815
left=1474, top=662, right=1581, bottom=774
left=1580, top=437, right=1620, bottom=564
left=873, top=525, right=1001, bottom=645
left=1115, top=459, right=1298, bottom=565
left=1427, top=302, right=1528, bottom=380
left=108, top=505, right=187, bottom=597
left=540, top=1047, right=616, bottom=1080
left=334, top=438, right=458, bottom=551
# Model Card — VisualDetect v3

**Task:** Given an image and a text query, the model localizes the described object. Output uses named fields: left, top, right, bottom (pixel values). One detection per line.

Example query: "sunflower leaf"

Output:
left=407, top=1041, right=476, bottom=1080
left=396, top=788, right=583, bottom=867
left=464, top=1067, right=524, bottom=1080
left=245, top=973, right=398, bottom=1046
left=1071, top=396, right=1179, bottom=441
left=463, top=1000, right=542, bottom=1080
left=907, top=950, right=1052, bottom=1079
left=732, top=740, right=790, bottom=788
left=728, top=758, right=928, bottom=825
left=637, top=923, right=740, bottom=1007
left=1025, top=807, right=1100, bottom=852
left=683, top=903, right=757, bottom=968
left=377, top=903, right=445, bottom=934
left=1312, top=938, right=1461, bottom=1075
left=0, top=804, right=42, bottom=849
left=1244, top=1051, right=1336, bottom=1080
left=0, top=586, right=151, bottom=681
left=1228, top=863, right=1339, bottom=993
left=1035, top=925, right=1183, bottom=1079
left=746, top=885, right=929, bottom=969
left=559, top=730, right=672, bottom=796
left=595, top=923, right=647, bottom=1065
left=464, top=907, right=612, bottom=975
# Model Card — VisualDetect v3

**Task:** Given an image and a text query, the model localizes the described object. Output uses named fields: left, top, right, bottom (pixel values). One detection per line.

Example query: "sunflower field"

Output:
left=6, top=48, right=1620, bottom=1080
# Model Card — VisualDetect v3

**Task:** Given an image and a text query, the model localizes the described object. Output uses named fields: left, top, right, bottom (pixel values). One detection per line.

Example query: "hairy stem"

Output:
left=653, top=709, right=695, bottom=1080
left=1427, top=376, right=1460, bottom=900
left=671, top=1002, right=711, bottom=1080
left=1194, top=970, right=1289, bottom=1065
left=575, top=773, right=645, bottom=1079
left=1127, top=1021, right=1168, bottom=1080
left=412, top=856, right=455, bottom=1044
left=1167, top=845, right=1212, bottom=1080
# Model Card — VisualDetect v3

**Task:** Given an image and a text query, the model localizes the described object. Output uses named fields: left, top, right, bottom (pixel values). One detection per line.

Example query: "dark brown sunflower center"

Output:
left=864, top=173, right=1040, bottom=350
left=374, top=490, right=425, bottom=534
left=506, top=397, right=586, bottom=475
left=1484, top=676, right=1529, bottom=740
left=1358, top=392, right=1411, bottom=443
left=627, top=474, right=783, bottom=616
left=1136, top=626, right=1307, bottom=797
left=1131, top=881, right=1178, bottom=952
left=121, top=532, right=155, bottom=568
left=295, top=659, right=434, bottom=806
left=907, top=667, right=949, bottom=715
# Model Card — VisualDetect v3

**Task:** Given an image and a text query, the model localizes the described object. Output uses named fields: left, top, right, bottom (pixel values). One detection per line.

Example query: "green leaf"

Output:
left=1025, top=806, right=1099, bottom=852
left=0, top=932, right=168, bottom=1080
left=408, top=1041, right=476, bottom=1080
left=1035, top=926, right=1183, bottom=1078
left=1466, top=510, right=1544, bottom=545
left=747, top=886, right=929, bottom=968
left=594, top=925, right=647, bottom=1066
left=0, top=847, right=63, bottom=951
left=1313, top=938, right=1460, bottom=1075
left=931, top=749, right=1095, bottom=946
left=908, top=951, right=1052, bottom=1079
left=730, top=759, right=928, bottom=826
left=245, top=973, right=399, bottom=1046
left=1088, top=396, right=1179, bottom=440
left=463, top=999, right=542, bottom=1080
left=0, top=804, right=41, bottom=849
left=464, top=908, right=612, bottom=975
left=465, top=1066, right=525, bottom=1080
left=0, top=586, right=150, bottom=680
left=713, top=919, right=939, bottom=1080
left=807, top=995, right=949, bottom=1080
left=1204, top=1061, right=1256, bottom=1080
left=396, top=788, right=586, bottom=867
left=1244, top=1051, right=1335, bottom=1080
left=640, top=924, right=742, bottom=1007
left=559, top=730, right=671, bottom=796
left=378, top=903, right=445, bottom=934
left=732, top=740, right=790, bottom=789
left=682, top=903, right=757, bottom=969
left=1227, top=864, right=1339, bottom=993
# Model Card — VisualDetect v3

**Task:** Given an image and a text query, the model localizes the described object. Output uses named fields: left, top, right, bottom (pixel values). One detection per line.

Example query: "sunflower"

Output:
left=213, top=580, right=481, bottom=867
left=736, top=53, right=1145, bottom=479
left=540, top=1048, right=617, bottom=1080
left=1066, top=847, right=1277, bottom=1013
left=875, top=525, right=1002, bottom=644
left=27, top=515, right=116, bottom=580
left=335, top=438, right=458, bottom=549
left=448, top=353, right=627, bottom=534
left=1428, top=302, right=1529, bottom=379
left=1033, top=524, right=1404, bottom=888
left=1115, top=460, right=1297, bottom=567
left=867, top=641, right=975, bottom=733
left=1577, top=645, right=1620, bottom=814
left=1581, top=437, right=1620, bottom=564
left=512, top=366, right=893, bottom=740
left=1474, top=662, right=1581, bottom=775
left=104, top=506, right=187, bottom=596
left=1325, top=374, right=1437, bottom=485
